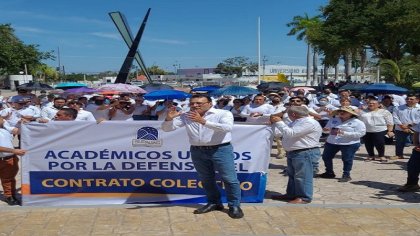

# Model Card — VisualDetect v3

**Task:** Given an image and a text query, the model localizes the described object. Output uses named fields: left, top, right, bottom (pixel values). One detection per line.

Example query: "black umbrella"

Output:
left=141, top=83, right=174, bottom=92
left=256, top=82, right=289, bottom=92
left=17, top=81, right=53, bottom=91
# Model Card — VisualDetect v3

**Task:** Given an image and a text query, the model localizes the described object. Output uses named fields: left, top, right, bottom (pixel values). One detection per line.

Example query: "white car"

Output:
left=181, top=81, right=198, bottom=87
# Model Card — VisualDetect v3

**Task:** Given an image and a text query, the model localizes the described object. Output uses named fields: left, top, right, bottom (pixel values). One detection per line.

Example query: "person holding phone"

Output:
left=318, top=107, right=366, bottom=182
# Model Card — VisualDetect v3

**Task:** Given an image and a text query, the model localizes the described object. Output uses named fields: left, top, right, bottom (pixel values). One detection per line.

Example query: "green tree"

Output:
left=0, top=24, right=54, bottom=75
left=286, top=13, right=322, bottom=85
left=380, top=55, right=420, bottom=87
left=137, top=65, right=167, bottom=76
left=214, top=56, right=255, bottom=77
left=66, top=73, right=96, bottom=82
left=32, top=64, right=59, bottom=82
left=148, top=65, right=167, bottom=75
left=316, top=0, right=420, bottom=83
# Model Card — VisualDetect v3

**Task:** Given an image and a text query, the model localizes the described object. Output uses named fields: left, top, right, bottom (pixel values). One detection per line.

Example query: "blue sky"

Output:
left=1, top=0, right=327, bottom=73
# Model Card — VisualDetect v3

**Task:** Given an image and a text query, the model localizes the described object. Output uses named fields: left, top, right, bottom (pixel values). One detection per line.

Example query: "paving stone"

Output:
left=0, top=90, right=417, bottom=236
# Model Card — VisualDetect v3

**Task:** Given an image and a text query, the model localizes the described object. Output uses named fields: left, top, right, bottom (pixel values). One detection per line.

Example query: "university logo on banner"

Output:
left=132, top=126, right=163, bottom=147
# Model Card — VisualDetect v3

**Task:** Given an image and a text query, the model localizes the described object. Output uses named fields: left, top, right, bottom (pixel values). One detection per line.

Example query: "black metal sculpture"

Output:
left=109, top=9, right=153, bottom=84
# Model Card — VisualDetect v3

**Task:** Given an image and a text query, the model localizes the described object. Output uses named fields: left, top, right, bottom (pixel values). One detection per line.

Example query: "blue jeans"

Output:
left=190, top=144, right=241, bottom=207
left=286, top=148, right=320, bottom=202
left=395, top=130, right=411, bottom=156
left=322, top=142, right=360, bottom=176
left=407, top=149, right=420, bottom=185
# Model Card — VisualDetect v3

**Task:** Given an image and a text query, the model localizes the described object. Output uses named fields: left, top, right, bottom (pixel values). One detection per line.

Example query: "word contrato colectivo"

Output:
left=41, top=178, right=254, bottom=191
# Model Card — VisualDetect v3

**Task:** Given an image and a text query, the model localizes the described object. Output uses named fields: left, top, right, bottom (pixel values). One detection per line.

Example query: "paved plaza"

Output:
left=0, top=144, right=419, bottom=235
left=0, top=90, right=419, bottom=235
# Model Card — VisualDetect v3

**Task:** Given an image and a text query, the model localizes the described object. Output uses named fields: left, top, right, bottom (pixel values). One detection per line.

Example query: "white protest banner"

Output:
left=21, top=121, right=272, bottom=206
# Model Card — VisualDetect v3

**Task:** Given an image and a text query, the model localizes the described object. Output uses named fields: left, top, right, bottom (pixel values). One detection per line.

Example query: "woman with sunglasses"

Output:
left=319, top=107, right=366, bottom=182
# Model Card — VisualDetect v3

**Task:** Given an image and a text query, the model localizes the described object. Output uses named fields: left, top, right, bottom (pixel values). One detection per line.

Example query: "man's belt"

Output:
left=288, top=147, right=318, bottom=154
left=0, top=155, right=15, bottom=161
left=191, top=142, right=231, bottom=150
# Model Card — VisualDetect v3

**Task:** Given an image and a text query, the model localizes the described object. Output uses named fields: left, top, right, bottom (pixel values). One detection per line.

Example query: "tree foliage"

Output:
left=0, top=24, right=55, bottom=75
left=320, top=0, right=420, bottom=62
left=65, top=73, right=97, bottom=82
left=214, top=56, right=256, bottom=77
left=286, top=0, right=420, bottom=84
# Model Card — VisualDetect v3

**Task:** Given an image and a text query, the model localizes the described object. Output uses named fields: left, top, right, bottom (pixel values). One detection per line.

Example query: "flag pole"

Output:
left=257, top=17, right=261, bottom=85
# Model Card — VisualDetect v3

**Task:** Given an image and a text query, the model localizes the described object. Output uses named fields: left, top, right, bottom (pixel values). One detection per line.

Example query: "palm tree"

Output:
left=287, top=14, right=322, bottom=86
left=380, top=59, right=401, bottom=83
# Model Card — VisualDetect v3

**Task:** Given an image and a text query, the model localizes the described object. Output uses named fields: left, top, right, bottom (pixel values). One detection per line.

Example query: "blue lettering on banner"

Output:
left=44, top=150, right=253, bottom=161
left=29, top=171, right=264, bottom=201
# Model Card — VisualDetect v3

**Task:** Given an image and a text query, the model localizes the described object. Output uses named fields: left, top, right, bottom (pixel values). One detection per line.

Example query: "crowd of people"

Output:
left=0, top=86, right=418, bottom=212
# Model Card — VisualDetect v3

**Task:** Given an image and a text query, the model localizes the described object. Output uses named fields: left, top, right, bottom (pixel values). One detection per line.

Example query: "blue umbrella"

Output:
left=55, top=82, right=87, bottom=89
left=191, top=85, right=221, bottom=92
left=211, top=86, right=260, bottom=96
left=144, top=90, right=191, bottom=100
left=339, top=83, right=368, bottom=91
left=359, top=83, right=408, bottom=94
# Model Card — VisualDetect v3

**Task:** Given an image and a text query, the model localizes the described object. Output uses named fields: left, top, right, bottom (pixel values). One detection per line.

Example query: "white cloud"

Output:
left=14, top=26, right=47, bottom=34
left=4, top=10, right=108, bottom=26
left=89, top=32, right=120, bottom=40
left=145, top=38, right=188, bottom=45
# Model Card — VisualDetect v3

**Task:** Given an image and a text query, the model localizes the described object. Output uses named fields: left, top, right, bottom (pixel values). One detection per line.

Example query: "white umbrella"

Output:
left=98, top=83, right=147, bottom=93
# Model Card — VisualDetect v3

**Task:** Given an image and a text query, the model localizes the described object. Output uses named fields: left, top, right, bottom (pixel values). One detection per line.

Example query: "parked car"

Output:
left=181, top=81, right=198, bottom=87
left=162, top=81, right=178, bottom=86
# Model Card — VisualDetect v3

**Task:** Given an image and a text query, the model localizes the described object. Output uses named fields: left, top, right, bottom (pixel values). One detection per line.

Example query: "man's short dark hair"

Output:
left=191, top=94, right=211, bottom=102
left=54, top=97, right=66, bottom=102
left=67, top=100, right=83, bottom=106
left=382, top=95, right=393, bottom=100
left=60, top=108, right=78, bottom=120
left=289, top=96, right=303, bottom=102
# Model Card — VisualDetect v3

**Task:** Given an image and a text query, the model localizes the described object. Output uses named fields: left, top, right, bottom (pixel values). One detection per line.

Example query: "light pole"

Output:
left=262, top=55, right=268, bottom=81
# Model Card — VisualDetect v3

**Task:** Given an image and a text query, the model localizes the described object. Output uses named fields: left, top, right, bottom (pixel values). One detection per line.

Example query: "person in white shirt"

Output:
left=359, top=99, right=394, bottom=162
left=279, top=97, right=321, bottom=125
left=319, top=107, right=366, bottom=182
left=380, top=95, right=395, bottom=113
left=132, top=95, right=151, bottom=120
left=1, top=97, right=34, bottom=134
left=0, top=117, right=26, bottom=205
left=85, top=95, right=110, bottom=121
left=279, top=90, right=291, bottom=104
left=40, top=94, right=55, bottom=109
left=268, top=93, right=285, bottom=114
left=391, top=94, right=420, bottom=160
left=229, top=98, right=245, bottom=122
left=314, top=97, right=338, bottom=129
left=67, top=101, right=96, bottom=121
left=40, top=97, right=67, bottom=121
left=268, top=93, right=287, bottom=159
left=213, top=97, right=233, bottom=111
left=161, top=94, right=243, bottom=219
left=332, top=90, right=361, bottom=107
left=392, top=94, right=406, bottom=107
left=240, top=94, right=274, bottom=124
left=323, top=88, right=338, bottom=101
left=270, top=106, right=322, bottom=204
left=109, top=99, right=135, bottom=121
left=155, top=99, right=181, bottom=121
